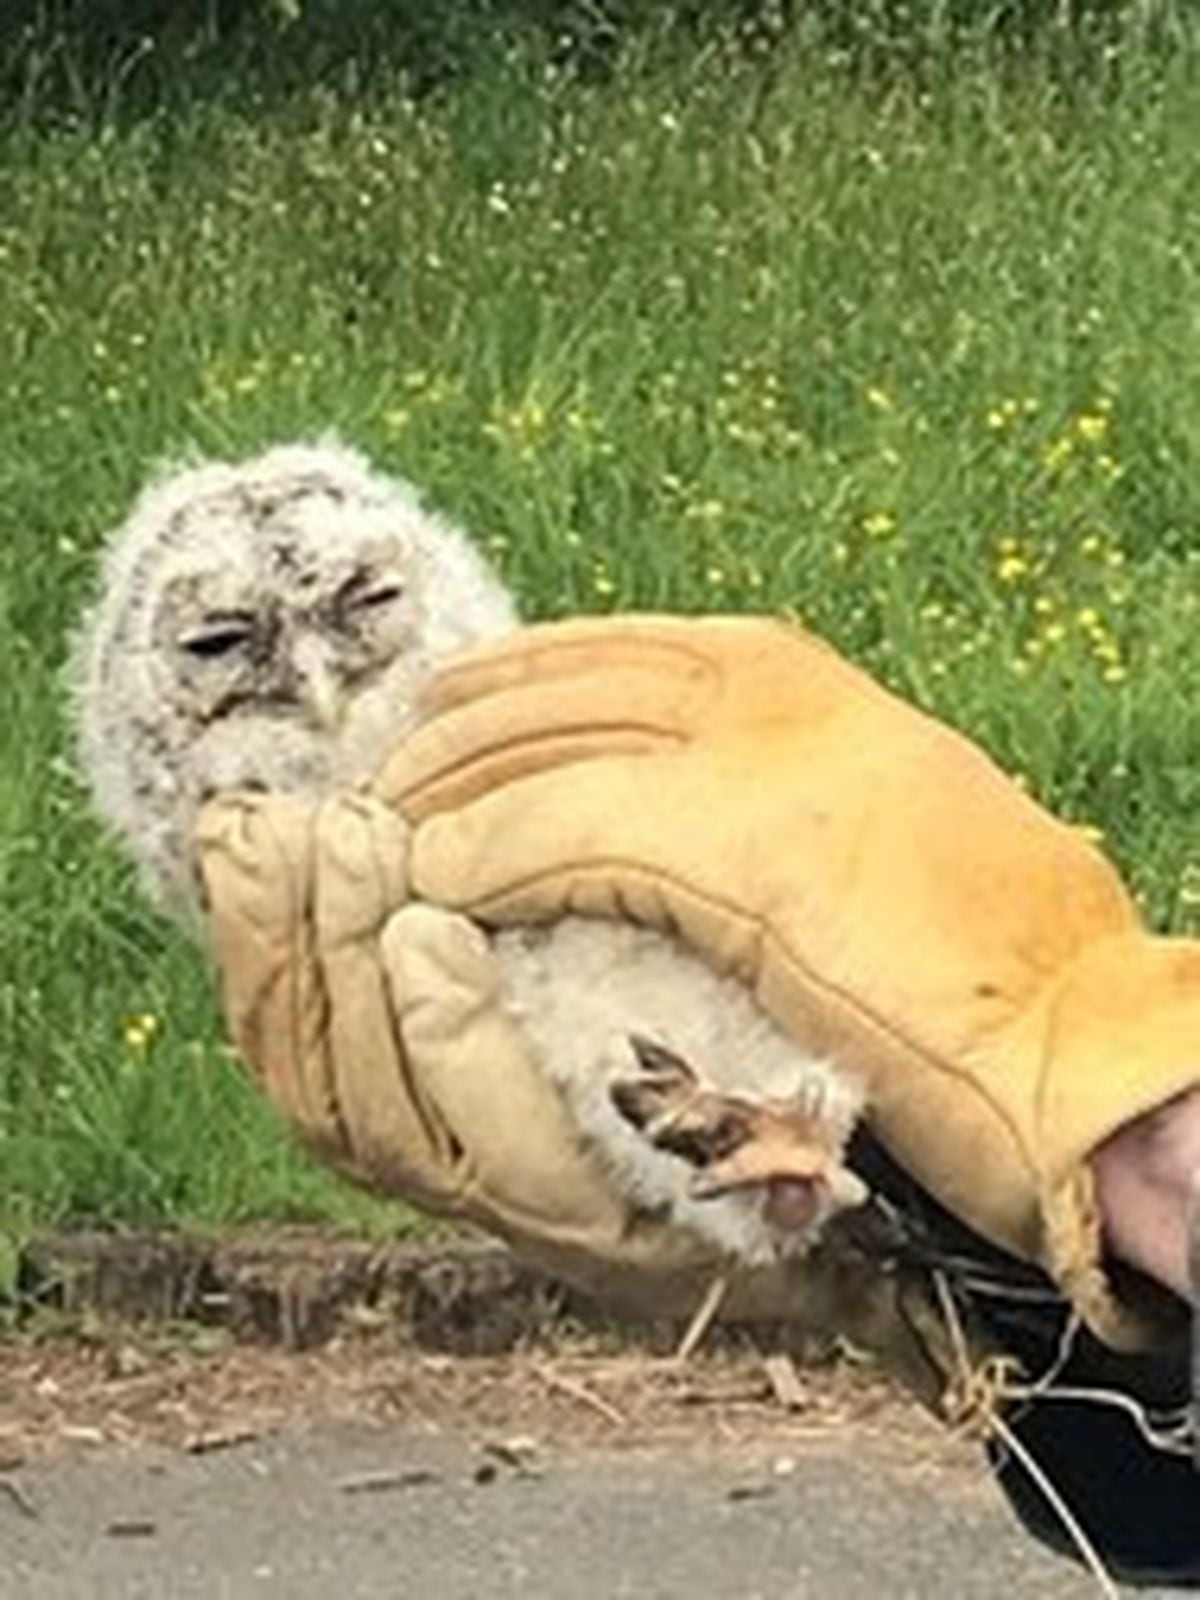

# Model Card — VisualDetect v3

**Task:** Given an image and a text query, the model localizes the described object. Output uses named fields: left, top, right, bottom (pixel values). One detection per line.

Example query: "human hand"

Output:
left=193, top=790, right=720, bottom=1305
left=373, top=613, right=1182, bottom=1347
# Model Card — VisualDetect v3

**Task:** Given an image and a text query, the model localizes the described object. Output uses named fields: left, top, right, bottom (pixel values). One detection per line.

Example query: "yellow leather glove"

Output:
left=376, top=614, right=1200, bottom=1347
left=194, top=790, right=719, bottom=1309
left=193, top=787, right=1012, bottom=1407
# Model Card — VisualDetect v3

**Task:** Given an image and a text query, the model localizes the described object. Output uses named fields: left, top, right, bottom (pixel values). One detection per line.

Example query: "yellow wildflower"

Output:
left=122, top=1012, right=160, bottom=1052
left=1075, top=412, right=1109, bottom=443
left=996, top=554, right=1029, bottom=584
left=685, top=498, right=726, bottom=523
left=986, top=399, right=1022, bottom=429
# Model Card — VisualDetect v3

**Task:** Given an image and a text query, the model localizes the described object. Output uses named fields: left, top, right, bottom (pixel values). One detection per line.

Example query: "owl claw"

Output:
left=610, top=1035, right=867, bottom=1239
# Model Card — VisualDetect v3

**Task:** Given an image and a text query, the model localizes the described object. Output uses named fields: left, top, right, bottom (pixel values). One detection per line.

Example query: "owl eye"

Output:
left=179, top=619, right=255, bottom=659
left=350, top=581, right=404, bottom=610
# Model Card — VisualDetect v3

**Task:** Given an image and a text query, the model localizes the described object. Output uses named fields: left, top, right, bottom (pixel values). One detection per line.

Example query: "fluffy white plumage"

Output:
left=71, top=440, right=514, bottom=914
left=71, top=439, right=864, bottom=1264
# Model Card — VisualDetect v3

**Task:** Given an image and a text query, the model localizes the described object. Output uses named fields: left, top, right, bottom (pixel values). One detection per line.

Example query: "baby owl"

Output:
left=71, top=440, right=866, bottom=1265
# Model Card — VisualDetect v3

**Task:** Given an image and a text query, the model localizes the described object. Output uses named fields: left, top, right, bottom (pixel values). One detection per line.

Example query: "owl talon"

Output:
left=611, top=1035, right=868, bottom=1236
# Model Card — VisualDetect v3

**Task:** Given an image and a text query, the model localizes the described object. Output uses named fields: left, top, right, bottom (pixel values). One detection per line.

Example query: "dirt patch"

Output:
left=0, top=1318, right=964, bottom=1476
left=19, top=1227, right=567, bottom=1354
left=2, top=1228, right=969, bottom=1478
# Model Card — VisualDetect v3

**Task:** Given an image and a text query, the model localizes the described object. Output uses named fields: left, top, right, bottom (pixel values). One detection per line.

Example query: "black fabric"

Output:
left=846, top=1129, right=1200, bottom=1586
left=987, top=1320, right=1198, bottom=1587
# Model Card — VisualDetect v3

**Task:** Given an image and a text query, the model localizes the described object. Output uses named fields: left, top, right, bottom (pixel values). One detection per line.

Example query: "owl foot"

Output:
left=610, top=1035, right=868, bottom=1237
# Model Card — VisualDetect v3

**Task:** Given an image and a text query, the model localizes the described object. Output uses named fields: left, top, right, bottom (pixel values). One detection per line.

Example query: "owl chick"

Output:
left=71, top=440, right=866, bottom=1265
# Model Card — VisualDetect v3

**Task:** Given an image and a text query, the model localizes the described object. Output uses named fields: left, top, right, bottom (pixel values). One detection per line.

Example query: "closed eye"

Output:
left=179, top=618, right=256, bottom=659
left=349, top=581, right=404, bottom=610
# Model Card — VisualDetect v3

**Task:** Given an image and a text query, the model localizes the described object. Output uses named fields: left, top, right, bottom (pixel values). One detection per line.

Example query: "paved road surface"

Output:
left=3, top=1423, right=1188, bottom=1599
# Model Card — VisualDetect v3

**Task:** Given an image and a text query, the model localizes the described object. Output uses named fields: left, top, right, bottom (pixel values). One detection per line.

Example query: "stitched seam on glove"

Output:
left=335, top=811, right=462, bottom=1202
left=399, top=722, right=690, bottom=814
left=280, top=810, right=351, bottom=1162
left=429, top=628, right=724, bottom=708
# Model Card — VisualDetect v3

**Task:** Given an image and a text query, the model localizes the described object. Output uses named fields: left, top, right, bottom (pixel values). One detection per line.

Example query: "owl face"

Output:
left=72, top=442, right=515, bottom=914
left=151, top=519, right=422, bottom=737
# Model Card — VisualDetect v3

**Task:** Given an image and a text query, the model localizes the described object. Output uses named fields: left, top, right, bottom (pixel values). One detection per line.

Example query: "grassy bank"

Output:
left=2, top=4, right=1198, bottom=1244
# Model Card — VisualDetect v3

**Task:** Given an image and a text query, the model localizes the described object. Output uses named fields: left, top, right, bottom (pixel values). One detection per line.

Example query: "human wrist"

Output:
left=1089, top=1084, right=1200, bottom=1300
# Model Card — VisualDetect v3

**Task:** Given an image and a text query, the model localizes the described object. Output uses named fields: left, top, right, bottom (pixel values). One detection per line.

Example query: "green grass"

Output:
left=2, top=4, right=1199, bottom=1244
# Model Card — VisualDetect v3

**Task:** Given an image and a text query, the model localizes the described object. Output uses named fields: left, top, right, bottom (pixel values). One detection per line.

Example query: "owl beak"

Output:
left=292, top=639, right=345, bottom=732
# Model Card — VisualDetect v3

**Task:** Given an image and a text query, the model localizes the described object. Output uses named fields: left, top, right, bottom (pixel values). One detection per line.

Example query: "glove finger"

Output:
left=195, top=793, right=345, bottom=1158
left=374, top=665, right=700, bottom=820
left=379, top=903, right=633, bottom=1236
left=405, top=748, right=711, bottom=918
left=424, top=614, right=722, bottom=713
left=311, top=798, right=459, bottom=1205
